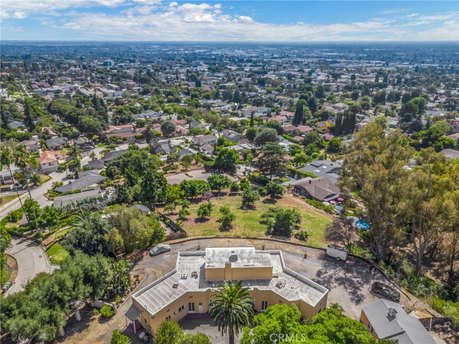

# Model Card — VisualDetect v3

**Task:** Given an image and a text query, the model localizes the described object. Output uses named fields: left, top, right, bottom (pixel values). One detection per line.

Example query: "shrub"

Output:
left=100, top=304, right=116, bottom=318
left=92, top=309, right=100, bottom=317
left=110, top=330, right=132, bottom=344
left=218, top=206, right=235, bottom=230
left=304, top=198, right=334, bottom=213
left=197, top=202, right=213, bottom=219
left=264, top=207, right=301, bottom=238
left=430, top=297, right=459, bottom=326
left=241, top=188, right=260, bottom=209
left=295, top=230, right=309, bottom=242
left=230, top=182, right=240, bottom=193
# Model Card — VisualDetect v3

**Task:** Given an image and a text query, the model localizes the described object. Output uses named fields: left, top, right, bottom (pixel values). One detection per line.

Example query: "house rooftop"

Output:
left=362, top=299, right=435, bottom=344
left=133, top=248, right=328, bottom=317
left=204, top=247, right=272, bottom=269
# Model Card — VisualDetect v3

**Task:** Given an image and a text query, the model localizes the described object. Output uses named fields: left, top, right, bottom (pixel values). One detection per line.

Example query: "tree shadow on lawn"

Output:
left=194, top=217, right=210, bottom=223
left=55, top=308, right=93, bottom=343
left=262, top=198, right=278, bottom=204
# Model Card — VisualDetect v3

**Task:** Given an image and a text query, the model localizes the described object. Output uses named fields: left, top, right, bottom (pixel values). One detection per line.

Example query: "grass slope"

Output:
left=165, top=194, right=332, bottom=247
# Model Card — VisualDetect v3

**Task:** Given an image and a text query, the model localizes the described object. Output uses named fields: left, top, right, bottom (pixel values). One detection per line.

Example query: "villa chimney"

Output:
left=387, top=308, right=397, bottom=321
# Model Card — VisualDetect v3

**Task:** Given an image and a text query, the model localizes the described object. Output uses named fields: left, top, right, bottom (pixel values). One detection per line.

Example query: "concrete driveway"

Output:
left=5, top=237, right=59, bottom=295
left=131, top=238, right=406, bottom=319
left=60, top=238, right=411, bottom=344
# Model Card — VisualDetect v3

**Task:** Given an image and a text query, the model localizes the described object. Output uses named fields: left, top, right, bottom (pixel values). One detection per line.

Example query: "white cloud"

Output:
left=1, top=1, right=458, bottom=41
left=0, top=0, right=125, bottom=19
left=132, top=0, right=161, bottom=4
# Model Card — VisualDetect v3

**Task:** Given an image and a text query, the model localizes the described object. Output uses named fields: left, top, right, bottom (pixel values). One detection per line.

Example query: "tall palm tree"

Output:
left=0, top=140, right=28, bottom=222
left=209, top=280, right=254, bottom=344
left=15, top=144, right=39, bottom=230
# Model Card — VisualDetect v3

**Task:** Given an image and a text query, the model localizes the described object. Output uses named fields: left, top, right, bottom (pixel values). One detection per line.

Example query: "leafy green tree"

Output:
left=179, top=333, right=211, bottom=344
left=107, top=205, right=165, bottom=254
left=0, top=252, right=115, bottom=343
left=293, top=152, right=309, bottom=166
left=38, top=206, right=61, bottom=230
left=208, top=174, right=231, bottom=194
left=254, top=142, right=287, bottom=180
left=139, top=170, right=167, bottom=208
left=340, top=119, right=412, bottom=261
left=263, top=207, right=301, bottom=237
left=155, top=320, right=183, bottom=344
left=241, top=188, right=260, bottom=209
left=245, top=127, right=258, bottom=142
left=266, top=181, right=284, bottom=199
left=63, top=211, right=110, bottom=255
left=161, top=120, right=176, bottom=137
left=292, top=99, right=306, bottom=125
left=143, top=124, right=156, bottom=144
left=241, top=304, right=301, bottom=344
left=255, top=128, right=278, bottom=146
left=66, top=158, right=81, bottom=178
left=302, top=304, right=380, bottom=343
left=23, top=198, right=41, bottom=230
left=210, top=281, right=254, bottom=344
left=302, top=131, right=323, bottom=147
left=218, top=206, right=236, bottom=230
left=110, top=330, right=132, bottom=344
left=106, top=259, right=131, bottom=298
left=177, top=206, right=191, bottom=224
left=180, top=180, right=211, bottom=199
left=396, top=151, right=456, bottom=275
left=106, top=149, right=161, bottom=187
left=230, top=182, right=240, bottom=193
left=214, top=148, right=238, bottom=174
left=326, top=137, right=344, bottom=154
left=242, top=304, right=383, bottom=344
left=197, top=202, right=213, bottom=220
left=78, top=116, right=102, bottom=134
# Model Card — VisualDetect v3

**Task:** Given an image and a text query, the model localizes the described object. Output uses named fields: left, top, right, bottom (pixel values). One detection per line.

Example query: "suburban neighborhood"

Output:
left=0, top=39, right=458, bottom=344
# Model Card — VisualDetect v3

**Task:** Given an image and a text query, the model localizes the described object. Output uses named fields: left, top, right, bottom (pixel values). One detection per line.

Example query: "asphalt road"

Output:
left=5, top=237, right=59, bottom=295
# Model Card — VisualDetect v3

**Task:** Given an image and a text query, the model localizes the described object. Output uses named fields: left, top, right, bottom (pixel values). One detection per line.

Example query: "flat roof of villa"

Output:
left=205, top=247, right=272, bottom=268
left=133, top=248, right=328, bottom=316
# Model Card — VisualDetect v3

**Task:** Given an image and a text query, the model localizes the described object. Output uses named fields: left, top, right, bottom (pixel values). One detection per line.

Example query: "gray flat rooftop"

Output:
left=133, top=248, right=328, bottom=316
left=205, top=247, right=272, bottom=268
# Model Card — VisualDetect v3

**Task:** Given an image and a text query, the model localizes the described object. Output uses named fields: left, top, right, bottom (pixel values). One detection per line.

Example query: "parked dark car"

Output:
left=371, top=282, right=401, bottom=302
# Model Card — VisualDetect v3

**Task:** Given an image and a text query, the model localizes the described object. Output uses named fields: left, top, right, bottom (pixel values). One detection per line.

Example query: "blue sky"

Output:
left=1, top=1, right=458, bottom=41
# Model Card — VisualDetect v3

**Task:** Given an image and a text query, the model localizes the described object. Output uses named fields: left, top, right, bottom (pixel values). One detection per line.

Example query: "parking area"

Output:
left=132, top=238, right=408, bottom=319
left=61, top=237, right=412, bottom=344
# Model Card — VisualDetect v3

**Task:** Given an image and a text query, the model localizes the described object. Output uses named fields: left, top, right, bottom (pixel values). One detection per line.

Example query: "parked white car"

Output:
left=149, top=244, right=171, bottom=256
left=326, top=245, right=348, bottom=261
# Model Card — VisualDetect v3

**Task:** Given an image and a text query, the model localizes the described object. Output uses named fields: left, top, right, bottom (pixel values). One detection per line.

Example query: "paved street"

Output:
left=5, top=237, right=59, bottom=295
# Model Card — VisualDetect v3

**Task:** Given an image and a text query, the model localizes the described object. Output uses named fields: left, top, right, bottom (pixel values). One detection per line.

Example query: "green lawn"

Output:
left=47, top=243, right=69, bottom=265
left=162, top=194, right=332, bottom=248
left=0, top=194, right=17, bottom=206
left=38, top=174, right=52, bottom=184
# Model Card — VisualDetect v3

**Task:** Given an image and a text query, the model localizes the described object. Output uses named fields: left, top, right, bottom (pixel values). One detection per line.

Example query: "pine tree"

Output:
left=292, top=100, right=305, bottom=126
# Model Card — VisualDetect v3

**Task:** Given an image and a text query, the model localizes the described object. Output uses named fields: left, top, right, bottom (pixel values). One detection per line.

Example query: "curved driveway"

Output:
left=132, top=237, right=408, bottom=318
left=61, top=237, right=412, bottom=344
left=5, top=237, right=59, bottom=295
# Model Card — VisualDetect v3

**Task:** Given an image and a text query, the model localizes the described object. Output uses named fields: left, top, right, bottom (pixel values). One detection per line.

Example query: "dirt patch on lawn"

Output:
left=6, top=254, right=17, bottom=282
left=278, top=193, right=333, bottom=218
